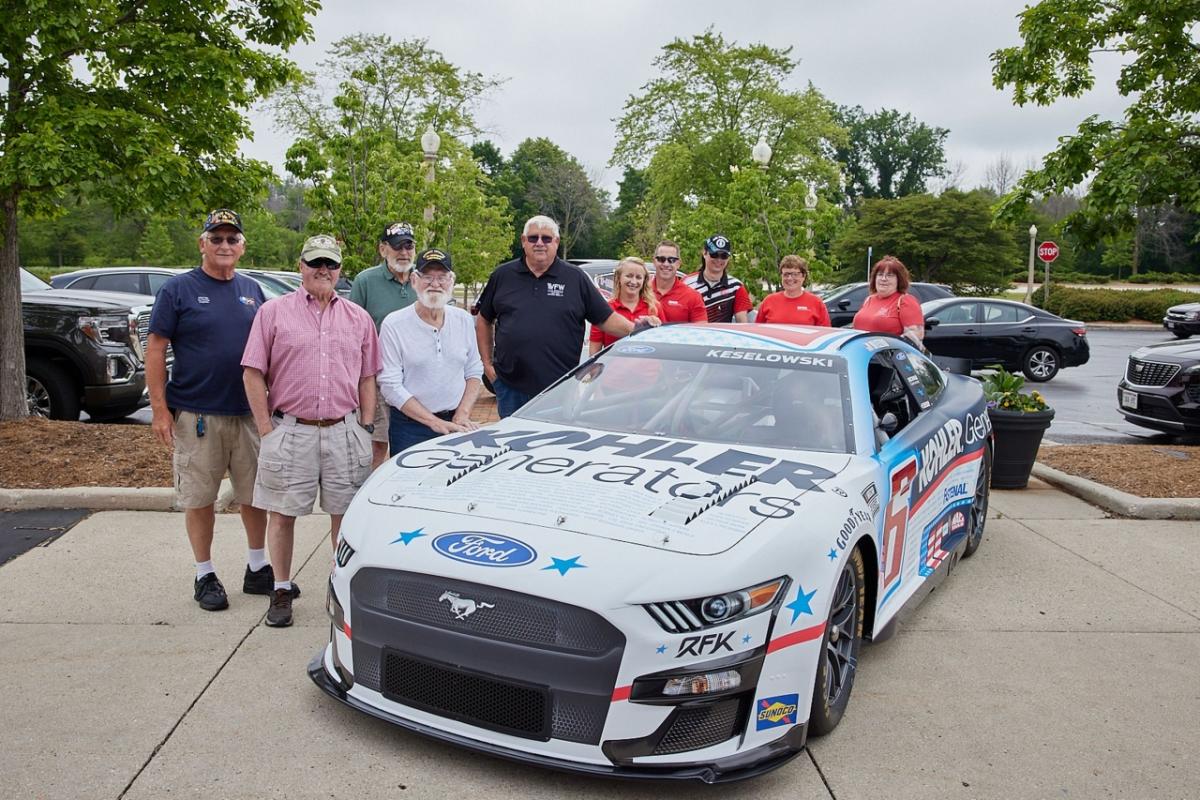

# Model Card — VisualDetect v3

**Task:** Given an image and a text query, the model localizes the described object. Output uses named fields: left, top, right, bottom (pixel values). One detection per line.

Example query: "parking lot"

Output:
left=2, top=481, right=1197, bottom=799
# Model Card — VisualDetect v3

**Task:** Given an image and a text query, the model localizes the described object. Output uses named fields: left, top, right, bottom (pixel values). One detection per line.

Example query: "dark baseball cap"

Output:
left=204, top=208, right=243, bottom=232
left=704, top=234, right=732, bottom=255
left=414, top=248, right=452, bottom=272
left=381, top=222, right=415, bottom=246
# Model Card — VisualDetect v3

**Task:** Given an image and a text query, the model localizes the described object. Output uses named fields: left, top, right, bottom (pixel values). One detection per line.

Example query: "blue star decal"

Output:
left=542, top=555, right=586, bottom=576
left=389, top=527, right=426, bottom=546
left=742, top=634, right=752, bottom=644
left=655, top=644, right=667, bottom=654
left=785, top=585, right=817, bottom=623
left=827, top=548, right=838, bottom=561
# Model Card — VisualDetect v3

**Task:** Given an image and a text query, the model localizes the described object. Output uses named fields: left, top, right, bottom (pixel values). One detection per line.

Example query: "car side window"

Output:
left=982, top=303, right=1022, bottom=323
left=868, top=350, right=922, bottom=440
left=932, top=302, right=977, bottom=325
left=147, top=273, right=171, bottom=295
left=907, top=353, right=945, bottom=407
left=69, top=276, right=97, bottom=290
left=92, top=273, right=143, bottom=294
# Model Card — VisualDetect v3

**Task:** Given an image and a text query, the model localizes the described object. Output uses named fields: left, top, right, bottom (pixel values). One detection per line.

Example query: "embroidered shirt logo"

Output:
left=546, top=282, right=565, bottom=298
left=198, top=296, right=210, bottom=304
left=238, top=296, right=257, bottom=307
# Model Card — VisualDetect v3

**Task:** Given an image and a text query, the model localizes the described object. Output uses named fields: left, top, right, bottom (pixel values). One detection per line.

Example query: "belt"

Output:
left=397, top=408, right=455, bottom=423
left=273, top=410, right=347, bottom=427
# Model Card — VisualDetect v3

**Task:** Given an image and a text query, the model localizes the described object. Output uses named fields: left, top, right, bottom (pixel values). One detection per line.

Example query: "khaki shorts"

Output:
left=252, top=413, right=373, bottom=517
left=173, top=411, right=260, bottom=509
left=371, top=386, right=390, bottom=445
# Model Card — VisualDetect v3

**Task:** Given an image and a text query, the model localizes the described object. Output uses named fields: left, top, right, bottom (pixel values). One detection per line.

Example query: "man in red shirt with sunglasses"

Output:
left=651, top=239, right=707, bottom=324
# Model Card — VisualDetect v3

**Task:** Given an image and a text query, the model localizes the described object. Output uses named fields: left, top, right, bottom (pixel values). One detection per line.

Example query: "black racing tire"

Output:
left=1022, top=345, right=1060, bottom=382
left=807, top=544, right=866, bottom=737
left=1171, top=330, right=1191, bottom=340
left=963, top=442, right=992, bottom=559
left=26, top=360, right=81, bottom=420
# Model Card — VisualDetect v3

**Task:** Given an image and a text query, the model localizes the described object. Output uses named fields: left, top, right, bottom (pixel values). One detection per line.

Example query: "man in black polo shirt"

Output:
left=475, top=215, right=640, bottom=417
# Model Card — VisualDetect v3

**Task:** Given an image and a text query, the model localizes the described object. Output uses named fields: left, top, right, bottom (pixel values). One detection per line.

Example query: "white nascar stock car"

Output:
left=310, top=323, right=993, bottom=782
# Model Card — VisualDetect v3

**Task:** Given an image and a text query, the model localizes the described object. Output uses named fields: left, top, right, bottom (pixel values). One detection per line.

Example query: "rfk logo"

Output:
left=676, top=631, right=735, bottom=658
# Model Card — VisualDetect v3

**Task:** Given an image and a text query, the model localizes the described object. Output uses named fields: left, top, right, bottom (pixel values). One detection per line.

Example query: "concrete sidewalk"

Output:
left=1, top=482, right=1197, bottom=799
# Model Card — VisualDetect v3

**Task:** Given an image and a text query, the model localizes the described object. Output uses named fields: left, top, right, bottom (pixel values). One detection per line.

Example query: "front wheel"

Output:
left=1022, top=345, right=1060, bottom=382
left=963, top=442, right=992, bottom=558
left=1171, top=330, right=1191, bottom=340
left=807, top=545, right=865, bottom=737
left=26, top=361, right=81, bottom=420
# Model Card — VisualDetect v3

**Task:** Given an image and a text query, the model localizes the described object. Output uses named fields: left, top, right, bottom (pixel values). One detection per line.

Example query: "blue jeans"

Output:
left=492, top=375, right=533, bottom=418
left=388, top=407, right=441, bottom=454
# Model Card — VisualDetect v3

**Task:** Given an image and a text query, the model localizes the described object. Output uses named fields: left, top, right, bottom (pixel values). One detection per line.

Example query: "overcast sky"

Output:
left=243, top=0, right=1129, bottom=194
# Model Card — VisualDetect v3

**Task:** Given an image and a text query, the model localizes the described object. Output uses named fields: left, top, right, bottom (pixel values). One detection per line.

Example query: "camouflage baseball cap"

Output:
left=300, top=234, right=342, bottom=264
left=203, top=208, right=243, bottom=232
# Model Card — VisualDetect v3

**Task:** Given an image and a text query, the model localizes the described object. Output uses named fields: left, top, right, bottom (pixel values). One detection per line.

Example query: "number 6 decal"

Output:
left=881, top=455, right=918, bottom=599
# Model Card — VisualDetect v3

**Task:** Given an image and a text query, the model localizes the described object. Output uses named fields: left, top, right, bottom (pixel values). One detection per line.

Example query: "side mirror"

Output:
left=837, top=299, right=851, bottom=310
left=925, top=318, right=940, bottom=330
left=878, top=412, right=899, bottom=435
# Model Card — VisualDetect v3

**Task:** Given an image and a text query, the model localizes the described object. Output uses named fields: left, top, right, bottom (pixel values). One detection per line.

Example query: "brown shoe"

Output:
left=265, top=588, right=294, bottom=627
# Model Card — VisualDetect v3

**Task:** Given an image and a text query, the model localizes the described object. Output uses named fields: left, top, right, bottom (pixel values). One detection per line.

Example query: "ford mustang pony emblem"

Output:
left=432, top=532, right=537, bottom=567
left=438, top=591, right=495, bottom=620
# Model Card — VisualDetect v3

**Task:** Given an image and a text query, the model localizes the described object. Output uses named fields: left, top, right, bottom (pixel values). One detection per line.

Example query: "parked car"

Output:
left=51, top=266, right=291, bottom=301
left=21, top=268, right=150, bottom=420
left=921, top=297, right=1090, bottom=382
left=311, top=323, right=993, bottom=782
left=821, top=282, right=954, bottom=327
left=1117, top=339, right=1200, bottom=435
left=568, top=258, right=624, bottom=299
left=1162, top=302, right=1200, bottom=339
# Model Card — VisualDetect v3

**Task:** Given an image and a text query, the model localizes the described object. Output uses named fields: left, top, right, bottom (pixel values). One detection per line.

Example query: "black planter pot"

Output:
left=988, top=407, right=1055, bottom=489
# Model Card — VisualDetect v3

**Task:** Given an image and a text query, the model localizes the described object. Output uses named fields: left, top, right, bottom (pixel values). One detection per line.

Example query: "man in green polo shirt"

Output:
left=350, top=221, right=418, bottom=467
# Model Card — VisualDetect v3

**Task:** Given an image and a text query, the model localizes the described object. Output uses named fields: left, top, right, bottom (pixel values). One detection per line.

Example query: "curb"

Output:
left=0, top=479, right=237, bottom=513
left=1031, top=463, right=1200, bottom=520
left=1082, top=322, right=1161, bottom=330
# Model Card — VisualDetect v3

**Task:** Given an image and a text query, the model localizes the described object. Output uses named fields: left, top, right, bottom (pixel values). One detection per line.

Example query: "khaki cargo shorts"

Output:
left=252, top=413, right=373, bottom=517
left=371, top=386, right=390, bottom=445
left=173, top=411, right=260, bottom=509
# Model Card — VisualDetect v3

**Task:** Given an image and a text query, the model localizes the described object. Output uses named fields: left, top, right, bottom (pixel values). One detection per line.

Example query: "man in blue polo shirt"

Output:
left=147, top=209, right=293, bottom=612
left=475, top=215, right=643, bottom=417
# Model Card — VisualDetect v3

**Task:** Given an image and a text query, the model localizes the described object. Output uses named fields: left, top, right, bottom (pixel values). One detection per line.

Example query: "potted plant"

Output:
left=982, top=366, right=1054, bottom=489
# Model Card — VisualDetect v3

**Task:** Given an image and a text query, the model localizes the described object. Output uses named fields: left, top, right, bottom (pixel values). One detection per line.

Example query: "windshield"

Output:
left=20, top=268, right=50, bottom=292
left=519, top=342, right=852, bottom=453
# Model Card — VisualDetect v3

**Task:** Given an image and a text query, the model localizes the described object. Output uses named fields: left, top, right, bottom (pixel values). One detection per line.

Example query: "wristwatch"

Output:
left=361, top=422, right=375, bottom=434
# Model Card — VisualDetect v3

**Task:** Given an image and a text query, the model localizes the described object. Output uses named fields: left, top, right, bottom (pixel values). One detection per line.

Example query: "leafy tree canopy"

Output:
left=991, top=0, right=1200, bottom=240
left=836, top=106, right=949, bottom=201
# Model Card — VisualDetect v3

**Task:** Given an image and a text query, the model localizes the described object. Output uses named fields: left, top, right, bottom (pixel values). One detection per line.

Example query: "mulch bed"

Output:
left=1037, top=444, right=1199, bottom=498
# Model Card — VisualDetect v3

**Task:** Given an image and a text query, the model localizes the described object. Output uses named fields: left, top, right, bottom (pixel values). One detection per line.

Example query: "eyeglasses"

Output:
left=876, top=271, right=897, bottom=279
left=781, top=271, right=807, bottom=278
left=709, top=251, right=731, bottom=260
left=302, top=260, right=341, bottom=270
left=525, top=234, right=555, bottom=244
left=414, top=271, right=452, bottom=284
left=206, top=235, right=243, bottom=246
left=654, top=255, right=681, bottom=264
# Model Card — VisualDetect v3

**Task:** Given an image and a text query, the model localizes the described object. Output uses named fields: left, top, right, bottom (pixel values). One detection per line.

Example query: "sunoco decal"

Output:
left=432, top=532, right=536, bottom=567
left=756, top=694, right=799, bottom=730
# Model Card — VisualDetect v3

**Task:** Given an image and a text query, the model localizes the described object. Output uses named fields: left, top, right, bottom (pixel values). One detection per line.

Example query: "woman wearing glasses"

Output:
left=755, top=255, right=831, bottom=326
left=650, top=240, right=707, bottom=323
left=589, top=257, right=661, bottom=355
left=852, top=255, right=925, bottom=345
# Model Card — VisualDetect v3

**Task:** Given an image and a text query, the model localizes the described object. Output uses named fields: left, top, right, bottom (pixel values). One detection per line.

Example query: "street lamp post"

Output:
left=421, top=125, right=441, bottom=230
left=751, top=135, right=772, bottom=169
left=1025, top=224, right=1037, bottom=305
left=805, top=182, right=817, bottom=256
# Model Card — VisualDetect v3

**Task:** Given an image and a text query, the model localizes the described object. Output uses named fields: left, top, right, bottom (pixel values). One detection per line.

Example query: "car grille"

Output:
left=381, top=650, right=549, bottom=739
left=1165, top=310, right=1191, bottom=322
left=652, top=697, right=746, bottom=755
left=1126, top=358, right=1179, bottom=387
left=136, top=310, right=151, bottom=360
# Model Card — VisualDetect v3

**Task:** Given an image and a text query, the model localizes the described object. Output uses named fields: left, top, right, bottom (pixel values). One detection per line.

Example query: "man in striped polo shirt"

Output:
left=683, top=233, right=753, bottom=323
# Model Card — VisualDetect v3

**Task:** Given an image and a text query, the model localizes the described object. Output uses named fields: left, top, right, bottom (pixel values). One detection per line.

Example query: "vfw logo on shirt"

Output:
left=546, top=283, right=565, bottom=298
left=197, top=296, right=210, bottom=304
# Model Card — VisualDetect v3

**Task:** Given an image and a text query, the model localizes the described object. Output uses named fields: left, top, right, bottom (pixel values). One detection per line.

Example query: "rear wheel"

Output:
left=808, top=545, right=865, bottom=736
left=1022, top=345, right=1060, bottom=382
left=963, top=442, right=992, bottom=558
left=26, top=361, right=81, bottom=420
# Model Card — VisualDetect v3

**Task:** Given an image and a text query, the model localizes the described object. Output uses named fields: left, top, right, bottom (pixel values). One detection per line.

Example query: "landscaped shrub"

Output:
left=1126, top=271, right=1199, bottom=285
left=1031, top=286, right=1200, bottom=321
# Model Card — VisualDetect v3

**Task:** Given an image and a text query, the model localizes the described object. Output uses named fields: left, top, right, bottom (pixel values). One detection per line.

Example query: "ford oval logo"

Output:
left=432, top=532, right=536, bottom=567
left=617, top=344, right=655, bottom=354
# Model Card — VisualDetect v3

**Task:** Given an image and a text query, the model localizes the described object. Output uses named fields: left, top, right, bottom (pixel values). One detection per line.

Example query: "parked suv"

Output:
left=821, top=281, right=954, bottom=327
left=1162, top=301, right=1200, bottom=339
left=22, top=268, right=150, bottom=420
left=1117, top=339, right=1200, bottom=435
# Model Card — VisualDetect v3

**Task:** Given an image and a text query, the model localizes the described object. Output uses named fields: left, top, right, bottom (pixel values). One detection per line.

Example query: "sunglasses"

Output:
left=654, top=255, right=681, bottom=264
left=386, top=239, right=416, bottom=250
left=206, top=235, right=243, bottom=246
left=302, top=260, right=341, bottom=270
left=525, top=234, right=555, bottom=244
left=709, top=251, right=731, bottom=260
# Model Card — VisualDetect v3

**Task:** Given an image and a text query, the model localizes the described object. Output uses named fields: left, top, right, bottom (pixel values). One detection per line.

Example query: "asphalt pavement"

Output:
left=1, top=484, right=1197, bottom=800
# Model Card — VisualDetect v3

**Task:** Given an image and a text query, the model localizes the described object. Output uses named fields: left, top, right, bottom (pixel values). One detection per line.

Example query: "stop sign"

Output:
left=1038, top=241, right=1060, bottom=263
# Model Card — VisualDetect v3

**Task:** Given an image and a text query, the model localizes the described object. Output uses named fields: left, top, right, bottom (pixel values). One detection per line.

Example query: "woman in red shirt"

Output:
left=755, top=255, right=831, bottom=326
left=588, top=257, right=659, bottom=354
left=852, top=256, right=925, bottom=345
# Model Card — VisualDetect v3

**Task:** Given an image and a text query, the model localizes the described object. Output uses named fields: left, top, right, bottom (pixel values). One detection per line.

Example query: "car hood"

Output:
left=1133, top=339, right=1200, bottom=361
left=21, top=287, right=153, bottom=311
left=1168, top=302, right=1200, bottom=313
left=363, top=417, right=858, bottom=556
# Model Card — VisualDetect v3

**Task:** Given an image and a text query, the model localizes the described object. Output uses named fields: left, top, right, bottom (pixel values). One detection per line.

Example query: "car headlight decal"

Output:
left=643, top=577, right=788, bottom=633
left=662, top=669, right=742, bottom=696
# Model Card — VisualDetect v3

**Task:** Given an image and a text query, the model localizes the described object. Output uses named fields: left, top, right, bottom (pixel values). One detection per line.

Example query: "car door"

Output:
left=924, top=301, right=979, bottom=360
left=978, top=302, right=1030, bottom=369
left=827, top=285, right=867, bottom=327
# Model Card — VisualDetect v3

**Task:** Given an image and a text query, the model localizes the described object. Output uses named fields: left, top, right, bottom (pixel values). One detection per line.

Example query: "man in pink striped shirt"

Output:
left=242, top=234, right=381, bottom=627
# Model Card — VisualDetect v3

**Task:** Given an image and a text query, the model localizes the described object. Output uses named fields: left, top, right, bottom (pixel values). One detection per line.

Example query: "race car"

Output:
left=310, top=323, right=993, bottom=782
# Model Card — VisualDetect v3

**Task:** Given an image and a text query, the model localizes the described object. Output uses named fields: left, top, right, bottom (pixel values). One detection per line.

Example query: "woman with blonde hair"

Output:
left=588, top=257, right=659, bottom=355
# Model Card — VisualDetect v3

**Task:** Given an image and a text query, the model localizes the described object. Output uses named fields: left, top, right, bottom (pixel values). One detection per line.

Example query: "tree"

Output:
left=983, top=153, right=1021, bottom=196
left=137, top=218, right=175, bottom=266
left=274, top=35, right=510, bottom=277
left=832, top=191, right=1017, bottom=294
left=836, top=106, right=949, bottom=201
left=0, top=0, right=317, bottom=419
left=991, top=0, right=1200, bottom=240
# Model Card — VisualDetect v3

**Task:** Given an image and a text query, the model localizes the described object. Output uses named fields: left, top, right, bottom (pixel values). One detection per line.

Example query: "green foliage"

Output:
left=983, top=366, right=1050, bottom=412
left=1032, top=286, right=1200, bottom=321
left=991, top=0, right=1200, bottom=240
left=836, top=106, right=949, bottom=200
left=274, top=34, right=510, bottom=281
left=1125, top=271, right=1199, bottom=284
left=832, top=190, right=1017, bottom=294
left=136, top=218, right=175, bottom=266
